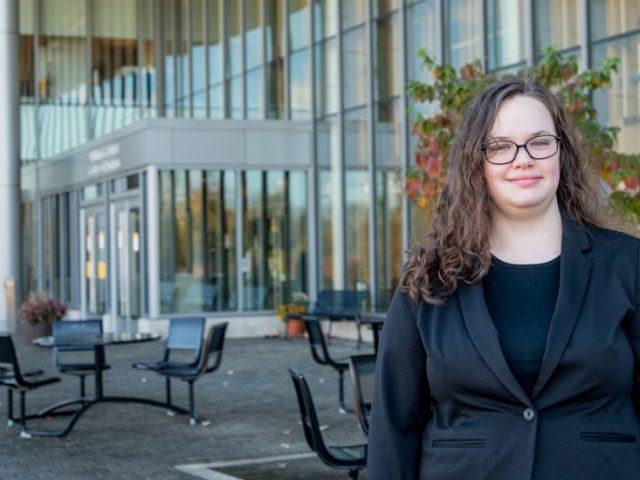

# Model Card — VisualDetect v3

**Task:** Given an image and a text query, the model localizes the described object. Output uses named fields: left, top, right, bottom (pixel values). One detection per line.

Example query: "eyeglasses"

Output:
left=481, top=135, right=561, bottom=165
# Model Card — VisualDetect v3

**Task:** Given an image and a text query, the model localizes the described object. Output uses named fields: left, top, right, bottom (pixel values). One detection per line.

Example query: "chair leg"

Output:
left=165, top=377, right=175, bottom=416
left=355, top=319, right=362, bottom=349
left=19, top=392, right=30, bottom=438
left=188, top=381, right=196, bottom=426
left=338, top=369, right=346, bottom=413
left=7, top=389, right=14, bottom=426
left=348, top=468, right=359, bottom=479
left=79, top=375, right=86, bottom=397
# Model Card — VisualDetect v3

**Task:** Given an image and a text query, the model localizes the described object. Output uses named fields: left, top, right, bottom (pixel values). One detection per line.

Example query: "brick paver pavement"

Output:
left=1, top=325, right=371, bottom=480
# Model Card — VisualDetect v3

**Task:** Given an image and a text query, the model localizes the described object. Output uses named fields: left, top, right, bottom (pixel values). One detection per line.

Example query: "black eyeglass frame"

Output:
left=480, top=135, right=562, bottom=165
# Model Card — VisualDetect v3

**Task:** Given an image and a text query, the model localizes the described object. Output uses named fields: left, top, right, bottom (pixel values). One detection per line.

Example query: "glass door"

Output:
left=81, top=207, right=108, bottom=316
left=111, top=199, right=142, bottom=331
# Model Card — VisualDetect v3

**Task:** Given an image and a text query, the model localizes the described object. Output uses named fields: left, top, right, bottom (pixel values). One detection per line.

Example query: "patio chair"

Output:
left=303, top=318, right=351, bottom=413
left=155, top=322, right=228, bottom=425
left=133, top=317, right=205, bottom=372
left=348, top=354, right=376, bottom=435
left=133, top=317, right=205, bottom=418
left=0, top=334, right=68, bottom=437
left=52, top=319, right=110, bottom=398
left=288, top=368, right=367, bottom=479
left=294, top=290, right=368, bottom=346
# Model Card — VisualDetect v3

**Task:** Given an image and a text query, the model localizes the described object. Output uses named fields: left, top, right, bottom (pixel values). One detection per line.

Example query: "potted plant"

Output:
left=19, top=292, right=67, bottom=341
left=277, top=292, right=308, bottom=337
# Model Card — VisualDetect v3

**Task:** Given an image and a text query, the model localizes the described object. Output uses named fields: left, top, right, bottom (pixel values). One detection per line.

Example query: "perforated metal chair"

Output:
left=348, top=354, right=376, bottom=435
left=288, top=368, right=367, bottom=479
left=0, top=334, right=67, bottom=437
left=303, top=318, right=351, bottom=412
left=53, top=319, right=109, bottom=398
left=132, top=317, right=205, bottom=421
left=156, top=322, right=228, bottom=425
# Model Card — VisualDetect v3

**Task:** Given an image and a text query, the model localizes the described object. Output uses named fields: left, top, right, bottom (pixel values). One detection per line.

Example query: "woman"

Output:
left=367, top=79, right=640, bottom=479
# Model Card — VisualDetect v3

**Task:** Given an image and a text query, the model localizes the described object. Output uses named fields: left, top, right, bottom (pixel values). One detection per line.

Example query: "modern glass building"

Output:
left=8, top=0, right=640, bottom=331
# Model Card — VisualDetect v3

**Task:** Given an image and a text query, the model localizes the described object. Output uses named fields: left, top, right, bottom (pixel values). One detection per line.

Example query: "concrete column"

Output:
left=0, top=0, right=21, bottom=331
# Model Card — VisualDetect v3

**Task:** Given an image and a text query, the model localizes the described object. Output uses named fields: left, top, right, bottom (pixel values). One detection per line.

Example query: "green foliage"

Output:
left=405, top=46, right=640, bottom=230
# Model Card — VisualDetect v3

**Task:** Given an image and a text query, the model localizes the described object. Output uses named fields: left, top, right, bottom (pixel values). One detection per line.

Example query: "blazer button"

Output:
left=523, top=408, right=536, bottom=422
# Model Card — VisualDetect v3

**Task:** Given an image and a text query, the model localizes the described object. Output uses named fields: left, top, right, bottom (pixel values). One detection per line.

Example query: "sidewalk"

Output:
left=1, top=327, right=370, bottom=480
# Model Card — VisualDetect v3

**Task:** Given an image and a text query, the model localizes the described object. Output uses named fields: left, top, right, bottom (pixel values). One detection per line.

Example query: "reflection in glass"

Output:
left=375, top=0, right=399, bottom=16
left=534, top=0, right=580, bottom=53
left=242, top=171, right=308, bottom=310
left=39, top=0, right=88, bottom=158
left=344, top=108, right=369, bottom=291
left=313, top=0, right=338, bottom=41
left=445, top=0, right=482, bottom=69
left=406, top=0, right=439, bottom=118
left=486, top=0, right=525, bottom=69
left=246, top=67, right=265, bottom=119
left=92, top=0, right=139, bottom=135
left=19, top=0, right=36, bottom=161
left=141, top=0, right=157, bottom=118
left=342, top=0, right=366, bottom=29
left=592, top=35, right=640, bottom=155
left=343, top=27, right=368, bottom=109
left=192, top=0, right=206, bottom=118
left=289, top=0, right=310, bottom=50
left=267, top=0, right=286, bottom=118
left=316, top=116, right=342, bottom=289
left=375, top=13, right=401, bottom=101
left=590, top=0, right=640, bottom=41
left=290, top=49, right=311, bottom=119
left=228, top=76, right=244, bottom=119
left=245, top=0, right=263, bottom=70
left=84, top=210, right=108, bottom=315
left=208, top=0, right=223, bottom=118
left=267, top=59, right=286, bottom=119
left=375, top=170, right=403, bottom=309
left=21, top=200, right=37, bottom=299
left=224, top=0, right=242, bottom=118
left=159, top=170, right=237, bottom=313
left=164, top=0, right=176, bottom=117
left=376, top=101, right=402, bottom=168
left=315, top=38, right=339, bottom=117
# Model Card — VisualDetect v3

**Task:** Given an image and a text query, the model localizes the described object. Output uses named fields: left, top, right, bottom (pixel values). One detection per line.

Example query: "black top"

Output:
left=483, top=255, right=560, bottom=395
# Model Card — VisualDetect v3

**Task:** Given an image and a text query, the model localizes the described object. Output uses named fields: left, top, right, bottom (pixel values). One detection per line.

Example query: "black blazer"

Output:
left=367, top=218, right=640, bottom=480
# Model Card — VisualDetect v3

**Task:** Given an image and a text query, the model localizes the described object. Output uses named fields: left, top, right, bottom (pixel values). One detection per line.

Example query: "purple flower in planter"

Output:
left=19, top=292, right=67, bottom=325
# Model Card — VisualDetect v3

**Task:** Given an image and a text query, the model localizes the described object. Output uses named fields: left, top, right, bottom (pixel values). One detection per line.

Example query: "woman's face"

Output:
left=483, top=95, right=561, bottom=219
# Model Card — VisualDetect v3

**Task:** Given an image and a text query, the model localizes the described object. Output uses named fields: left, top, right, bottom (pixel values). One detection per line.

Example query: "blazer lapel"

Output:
left=458, top=284, right=531, bottom=406
left=531, top=216, right=592, bottom=398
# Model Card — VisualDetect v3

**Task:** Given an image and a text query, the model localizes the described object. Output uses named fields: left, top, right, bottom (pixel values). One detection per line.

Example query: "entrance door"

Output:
left=110, top=199, right=143, bottom=331
left=81, top=207, right=109, bottom=316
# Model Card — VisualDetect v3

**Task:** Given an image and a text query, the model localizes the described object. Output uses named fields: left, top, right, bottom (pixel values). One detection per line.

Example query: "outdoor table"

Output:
left=357, top=312, right=385, bottom=354
left=33, top=331, right=189, bottom=436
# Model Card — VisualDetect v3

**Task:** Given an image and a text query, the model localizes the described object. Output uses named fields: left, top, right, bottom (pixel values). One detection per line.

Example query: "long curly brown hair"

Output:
left=400, top=78, right=604, bottom=305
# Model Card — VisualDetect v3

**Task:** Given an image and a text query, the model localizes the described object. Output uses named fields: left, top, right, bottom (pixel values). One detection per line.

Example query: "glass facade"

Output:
left=18, top=0, right=640, bottom=318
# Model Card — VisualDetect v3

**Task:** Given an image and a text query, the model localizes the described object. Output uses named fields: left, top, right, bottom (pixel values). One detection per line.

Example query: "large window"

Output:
left=534, top=0, right=581, bottom=55
left=289, top=0, right=311, bottom=119
left=38, top=0, right=88, bottom=158
left=486, top=0, right=526, bottom=70
left=445, top=0, right=482, bottom=69
left=592, top=33, right=640, bottom=155
left=266, top=0, right=286, bottom=118
left=92, top=0, right=139, bottom=136
left=159, top=169, right=307, bottom=313
left=344, top=108, right=369, bottom=291
left=590, top=0, right=640, bottom=41
left=245, top=0, right=264, bottom=119
left=208, top=0, right=224, bottom=118
left=242, top=171, right=308, bottom=310
left=159, top=170, right=236, bottom=313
